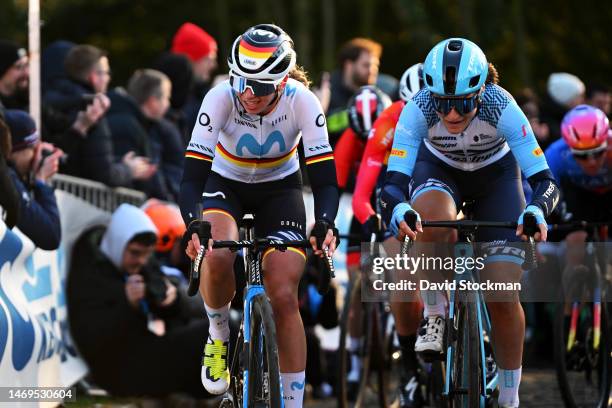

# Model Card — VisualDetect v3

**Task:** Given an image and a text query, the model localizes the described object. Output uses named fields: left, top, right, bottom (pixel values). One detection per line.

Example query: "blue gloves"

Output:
left=390, top=202, right=421, bottom=236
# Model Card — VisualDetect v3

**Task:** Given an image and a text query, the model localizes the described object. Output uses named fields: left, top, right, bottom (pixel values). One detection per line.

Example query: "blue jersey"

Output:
left=545, top=139, right=612, bottom=194
left=388, top=83, right=549, bottom=178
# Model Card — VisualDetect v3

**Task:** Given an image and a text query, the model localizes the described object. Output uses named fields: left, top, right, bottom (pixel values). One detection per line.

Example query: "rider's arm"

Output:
left=178, top=83, right=232, bottom=225
left=334, top=127, right=362, bottom=191
left=297, top=86, right=340, bottom=223
left=499, top=99, right=560, bottom=218
left=380, top=100, right=427, bottom=225
left=352, top=110, right=398, bottom=224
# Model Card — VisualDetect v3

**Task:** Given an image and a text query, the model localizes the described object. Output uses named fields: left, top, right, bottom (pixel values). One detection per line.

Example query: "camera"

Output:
left=141, top=267, right=169, bottom=306
left=41, top=148, right=68, bottom=165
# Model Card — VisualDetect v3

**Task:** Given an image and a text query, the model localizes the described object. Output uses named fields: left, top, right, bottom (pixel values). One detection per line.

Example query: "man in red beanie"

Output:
left=170, top=22, right=219, bottom=139
left=171, top=22, right=218, bottom=84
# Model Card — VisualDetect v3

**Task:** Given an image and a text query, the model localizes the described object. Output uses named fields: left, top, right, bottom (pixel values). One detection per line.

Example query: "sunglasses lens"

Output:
left=230, top=75, right=276, bottom=96
left=573, top=150, right=605, bottom=160
left=433, top=95, right=478, bottom=116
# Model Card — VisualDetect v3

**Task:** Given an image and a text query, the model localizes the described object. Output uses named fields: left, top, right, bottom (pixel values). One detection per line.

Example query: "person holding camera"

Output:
left=67, top=203, right=214, bottom=399
left=4, top=109, right=62, bottom=249
left=42, top=44, right=155, bottom=187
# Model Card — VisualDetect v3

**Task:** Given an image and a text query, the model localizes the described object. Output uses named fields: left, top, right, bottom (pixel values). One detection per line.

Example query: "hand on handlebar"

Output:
left=391, top=202, right=422, bottom=241
left=309, top=219, right=338, bottom=257
left=516, top=205, right=547, bottom=242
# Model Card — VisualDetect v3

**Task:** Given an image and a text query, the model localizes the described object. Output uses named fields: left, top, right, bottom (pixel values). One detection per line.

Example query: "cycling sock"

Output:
left=281, top=371, right=305, bottom=407
left=204, top=302, right=230, bottom=340
left=398, top=334, right=419, bottom=374
left=421, top=290, right=447, bottom=317
left=497, top=366, right=521, bottom=407
left=347, top=336, right=362, bottom=382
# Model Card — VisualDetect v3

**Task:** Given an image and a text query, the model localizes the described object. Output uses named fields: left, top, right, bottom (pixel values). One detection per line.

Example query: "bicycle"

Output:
left=187, top=214, right=335, bottom=407
left=552, top=221, right=612, bottom=408
left=399, top=207, right=538, bottom=407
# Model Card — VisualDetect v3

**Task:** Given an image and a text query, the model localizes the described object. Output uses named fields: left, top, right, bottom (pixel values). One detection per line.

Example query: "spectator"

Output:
left=0, top=40, right=29, bottom=111
left=0, top=112, right=20, bottom=228
left=516, top=88, right=551, bottom=149
left=541, top=72, right=585, bottom=141
left=170, top=22, right=218, bottom=135
left=151, top=52, right=195, bottom=143
left=586, top=82, right=611, bottom=116
left=43, top=44, right=154, bottom=186
left=107, top=69, right=184, bottom=200
left=67, top=203, right=213, bottom=398
left=4, top=110, right=62, bottom=249
left=327, top=38, right=383, bottom=147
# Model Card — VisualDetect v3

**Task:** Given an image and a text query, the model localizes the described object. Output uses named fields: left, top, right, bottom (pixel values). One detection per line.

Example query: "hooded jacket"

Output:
left=67, top=204, right=183, bottom=377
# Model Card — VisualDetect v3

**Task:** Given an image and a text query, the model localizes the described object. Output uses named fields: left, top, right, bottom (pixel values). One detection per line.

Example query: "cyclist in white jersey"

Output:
left=179, top=24, right=339, bottom=407
left=381, top=38, right=560, bottom=407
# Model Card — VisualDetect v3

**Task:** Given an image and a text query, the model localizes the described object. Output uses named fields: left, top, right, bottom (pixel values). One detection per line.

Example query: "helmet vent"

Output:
left=469, top=75, right=480, bottom=88
left=269, top=53, right=292, bottom=74
left=444, top=66, right=457, bottom=95
left=426, top=74, right=433, bottom=86
left=448, top=40, right=463, bottom=52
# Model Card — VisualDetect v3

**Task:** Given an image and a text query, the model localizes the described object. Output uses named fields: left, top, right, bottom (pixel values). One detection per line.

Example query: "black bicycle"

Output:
left=552, top=221, right=612, bottom=408
left=400, top=208, right=538, bottom=408
left=187, top=214, right=335, bottom=407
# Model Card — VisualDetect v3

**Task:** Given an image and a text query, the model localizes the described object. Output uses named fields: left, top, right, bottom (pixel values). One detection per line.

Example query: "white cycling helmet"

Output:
left=399, top=63, right=424, bottom=101
left=227, top=24, right=296, bottom=84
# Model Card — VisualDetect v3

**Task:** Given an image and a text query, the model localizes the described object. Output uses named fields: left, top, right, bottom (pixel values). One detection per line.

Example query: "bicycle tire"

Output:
left=450, top=294, right=481, bottom=408
left=337, top=277, right=374, bottom=407
left=247, top=295, right=282, bottom=408
left=554, top=281, right=611, bottom=408
left=429, top=360, right=447, bottom=408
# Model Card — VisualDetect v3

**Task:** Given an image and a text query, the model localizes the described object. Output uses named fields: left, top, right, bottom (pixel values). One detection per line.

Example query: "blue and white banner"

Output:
left=0, top=191, right=109, bottom=406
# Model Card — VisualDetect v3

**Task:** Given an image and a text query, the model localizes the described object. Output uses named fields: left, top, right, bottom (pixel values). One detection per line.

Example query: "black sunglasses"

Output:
left=229, top=74, right=278, bottom=97
left=572, top=146, right=606, bottom=161
left=432, top=94, right=480, bottom=116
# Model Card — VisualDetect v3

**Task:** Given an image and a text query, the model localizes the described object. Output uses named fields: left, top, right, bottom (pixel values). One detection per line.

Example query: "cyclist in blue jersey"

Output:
left=179, top=24, right=339, bottom=407
left=380, top=38, right=560, bottom=408
left=545, top=104, right=611, bottom=249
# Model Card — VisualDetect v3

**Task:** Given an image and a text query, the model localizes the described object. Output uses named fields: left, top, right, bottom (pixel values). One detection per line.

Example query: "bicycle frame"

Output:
left=443, top=237, right=498, bottom=406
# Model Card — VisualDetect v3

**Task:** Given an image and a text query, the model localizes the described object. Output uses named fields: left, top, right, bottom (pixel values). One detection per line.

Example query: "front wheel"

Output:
left=554, top=277, right=611, bottom=408
left=247, top=295, right=282, bottom=407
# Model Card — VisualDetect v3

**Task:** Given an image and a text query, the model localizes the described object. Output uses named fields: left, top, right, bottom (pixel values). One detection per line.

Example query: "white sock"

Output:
left=421, top=290, right=447, bottom=317
left=281, top=371, right=305, bottom=408
left=347, top=336, right=362, bottom=382
left=498, top=366, right=521, bottom=407
left=204, top=302, right=230, bottom=340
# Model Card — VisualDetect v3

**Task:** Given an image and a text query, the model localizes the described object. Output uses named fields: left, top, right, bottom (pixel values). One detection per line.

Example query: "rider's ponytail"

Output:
left=289, top=65, right=311, bottom=88
left=486, top=63, right=499, bottom=85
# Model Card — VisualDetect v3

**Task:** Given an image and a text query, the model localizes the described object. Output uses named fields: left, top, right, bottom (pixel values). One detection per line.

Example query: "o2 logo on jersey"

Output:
left=236, top=131, right=286, bottom=156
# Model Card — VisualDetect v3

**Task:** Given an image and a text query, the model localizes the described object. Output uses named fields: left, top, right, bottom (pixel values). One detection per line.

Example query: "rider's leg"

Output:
left=201, top=211, right=238, bottom=338
left=264, top=249, right=307, bottom=407
left=346, top=260, right=364, bottom=386
left=483, top=262, right=524, bottom=408
left=412, top=190, right=457, bottom=318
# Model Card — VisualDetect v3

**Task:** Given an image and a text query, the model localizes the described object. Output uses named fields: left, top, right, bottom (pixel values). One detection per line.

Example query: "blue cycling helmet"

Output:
left=422, top=38, right=488, bottom=96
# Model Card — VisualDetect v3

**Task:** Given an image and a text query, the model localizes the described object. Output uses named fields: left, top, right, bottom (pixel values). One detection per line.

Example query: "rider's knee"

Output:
left=486, top=301, right=521, bottom=317
left=205, top=251, right=235, bottom=282
left=267, top=286, right=298, bottom=319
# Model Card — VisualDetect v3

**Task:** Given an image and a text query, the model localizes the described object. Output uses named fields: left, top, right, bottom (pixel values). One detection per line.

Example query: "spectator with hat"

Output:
left=0, top=40, right=29, bottom=111
left=170, top=22, right=218, bottom=134
left=4, top=109, right=62, bottom=249
left=541, top=72, right=586, bottom=142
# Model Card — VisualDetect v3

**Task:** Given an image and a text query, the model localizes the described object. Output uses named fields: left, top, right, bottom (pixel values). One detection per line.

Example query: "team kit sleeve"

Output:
left=178, top=84, right=232, bottom=225
left=498, top=100, right=560, bottom=217
left=380, top=101, right=428, bottom=224
left=334, top=127, right=362, bottom=191
left=297, top=87, right=340, bottom=224
left=352, top=110, right=398, bottom=224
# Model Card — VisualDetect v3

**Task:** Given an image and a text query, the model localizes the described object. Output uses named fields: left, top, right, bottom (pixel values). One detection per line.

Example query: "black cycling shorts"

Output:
left=409, top=146, right=526, bottom=265
left=202, top=171, right=307, bottom=246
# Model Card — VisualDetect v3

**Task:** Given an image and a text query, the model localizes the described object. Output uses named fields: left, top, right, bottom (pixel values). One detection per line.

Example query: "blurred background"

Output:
left=1, top=0, right=611, bottom=93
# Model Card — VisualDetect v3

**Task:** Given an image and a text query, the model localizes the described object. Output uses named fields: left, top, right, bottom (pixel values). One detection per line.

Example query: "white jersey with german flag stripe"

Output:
left=187, top=78, right=333, bottom=183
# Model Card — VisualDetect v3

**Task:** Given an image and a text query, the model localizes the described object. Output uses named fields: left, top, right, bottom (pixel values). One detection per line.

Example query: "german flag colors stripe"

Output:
left=262, top=246, right=307, bottom=262
left=202, top=208, right=234, bottom=221
left=239, top=40, right=275, bottom=59
left=306, top=153, right=334, bottom=165
left=215, top=143, right=298, bottom=168
left=185, top=151, right=214, bottom=162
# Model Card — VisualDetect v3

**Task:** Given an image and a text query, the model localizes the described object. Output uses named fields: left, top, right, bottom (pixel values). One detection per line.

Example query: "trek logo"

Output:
left=236, top=131, right=286, bottom=156
left=542, top=182, right=556, bottom=199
